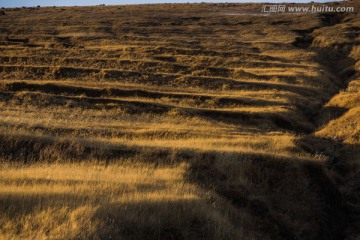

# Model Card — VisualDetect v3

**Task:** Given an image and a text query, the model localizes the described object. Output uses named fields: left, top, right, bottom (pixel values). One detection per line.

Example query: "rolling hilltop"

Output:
left=0, top=1, right=359, bottom=239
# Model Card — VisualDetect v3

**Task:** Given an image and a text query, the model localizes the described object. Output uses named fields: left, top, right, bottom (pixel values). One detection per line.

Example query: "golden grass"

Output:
left=0, top=162, right=247, bottom=240
left=0, top=1, right=359, bottom=239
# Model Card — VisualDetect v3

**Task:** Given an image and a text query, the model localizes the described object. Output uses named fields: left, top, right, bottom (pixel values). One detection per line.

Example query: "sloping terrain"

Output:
left=0, top=2, right=359, bottom=240
left=310, top=9, right=360, bottom=239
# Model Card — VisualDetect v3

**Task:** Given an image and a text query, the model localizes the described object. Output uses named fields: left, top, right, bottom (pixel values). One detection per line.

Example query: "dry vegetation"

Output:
left=0, top=1, right=359, bottom=239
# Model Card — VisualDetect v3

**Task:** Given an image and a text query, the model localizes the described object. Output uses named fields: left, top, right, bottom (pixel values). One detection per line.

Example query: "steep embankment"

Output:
left=296, top=10, right=360, bottom=240
left=313, top=16, right=360, bottom=240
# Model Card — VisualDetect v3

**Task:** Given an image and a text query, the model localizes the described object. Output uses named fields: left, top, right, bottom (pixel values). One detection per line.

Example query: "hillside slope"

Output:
left=0, top=2, right=359, bottom=240
left=311, top=9, right=360, bottom=239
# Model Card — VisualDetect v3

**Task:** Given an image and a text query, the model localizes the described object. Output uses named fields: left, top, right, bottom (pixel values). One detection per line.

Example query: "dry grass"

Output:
left=0, top=1, right=359, bottom=239
left=0, top=163, right=245, bottom=240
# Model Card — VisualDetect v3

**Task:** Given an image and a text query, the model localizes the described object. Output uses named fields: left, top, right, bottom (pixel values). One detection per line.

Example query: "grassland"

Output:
left=0, top=1, right=359, bottom=239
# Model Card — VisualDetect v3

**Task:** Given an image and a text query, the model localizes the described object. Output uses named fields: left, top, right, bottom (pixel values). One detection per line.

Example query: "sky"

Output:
left=0, top=0, right=340, bottom=8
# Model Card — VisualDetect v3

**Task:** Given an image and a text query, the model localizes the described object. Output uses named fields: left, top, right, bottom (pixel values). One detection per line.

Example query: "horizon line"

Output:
left=0, top=0, right=343, bottom=8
